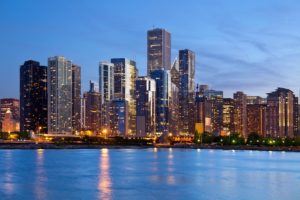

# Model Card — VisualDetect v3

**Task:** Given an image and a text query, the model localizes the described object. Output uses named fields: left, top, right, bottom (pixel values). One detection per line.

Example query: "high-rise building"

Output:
left=84, top=81, right=101, bottom=133
left=111, top=58, right=137, bottom=136
left=150, top=69, right=169, bottom=135
left=293, top=97, right=299, bottom=136
left=178, top=49, right=195, bottom=135
left=0, top=98, right=20, bottom=132
left=72, top=64, right=81, bottom=133
left=20, top=60, right=47, bottom=133
left=266, top=88, right=295, bottom=137
left=110, top=99, right=128, bottom=136
left=99, top=62, right=114, bottom=130
left=195, top=85, right=205, bottom=134
left=247, top=104, right=267, bottom=136
left=222, top=98, right=235, bottom=135
left=48, top=56, right=72, bottom=134
left=169, top=82, right=179, bottom=135
left=135, top=76, right=156, bottom=137
left=147, top=28, right=171, bottom=74
left=233, top=91, right=247, bottom=137
left=204, top=90, right=223, bottom=135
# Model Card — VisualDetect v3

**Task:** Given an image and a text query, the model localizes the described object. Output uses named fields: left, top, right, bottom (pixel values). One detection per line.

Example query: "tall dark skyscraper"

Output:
left=20, top=60, right=47, bottom=133
left=150, top=69, right=169, bottom=135
left=72, top=64, right=81, bottom=133
left=178, top=49, right=195, bottom=135
left=147, top=28, right=171, bottom=74
left=84, top=81, right=101, bottom=133
left=110, top=99, right=128, bottom=136
left=135, top=76, right=156, bottom=137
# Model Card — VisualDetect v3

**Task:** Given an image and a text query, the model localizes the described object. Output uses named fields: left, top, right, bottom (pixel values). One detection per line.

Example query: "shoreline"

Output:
left=1, top=142, right=300, bottom=152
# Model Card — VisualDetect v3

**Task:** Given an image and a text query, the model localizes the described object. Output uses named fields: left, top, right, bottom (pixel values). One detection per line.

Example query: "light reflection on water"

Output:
left=0, top=149, right=300, bottom=200
left=98, top=148, right=112, bottom=200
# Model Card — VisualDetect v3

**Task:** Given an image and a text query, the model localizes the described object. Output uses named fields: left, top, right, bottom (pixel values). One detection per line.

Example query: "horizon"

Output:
left=1, top=0, right=300, bottom=98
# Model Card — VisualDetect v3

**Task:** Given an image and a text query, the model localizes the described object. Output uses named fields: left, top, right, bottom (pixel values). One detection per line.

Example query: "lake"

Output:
left=0, top=148, right=300, bottom=200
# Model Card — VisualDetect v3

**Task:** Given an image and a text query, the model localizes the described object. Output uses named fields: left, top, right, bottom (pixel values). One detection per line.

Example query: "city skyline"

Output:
left=2, top=0, right=300, bottom=98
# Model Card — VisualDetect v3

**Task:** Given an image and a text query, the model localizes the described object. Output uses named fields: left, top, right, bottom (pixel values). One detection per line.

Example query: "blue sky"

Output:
left=1, top=0, right=300, bottom=98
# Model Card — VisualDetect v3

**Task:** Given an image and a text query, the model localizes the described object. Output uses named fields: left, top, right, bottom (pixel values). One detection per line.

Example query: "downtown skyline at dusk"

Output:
left=2, top=0, right=300, bottom=98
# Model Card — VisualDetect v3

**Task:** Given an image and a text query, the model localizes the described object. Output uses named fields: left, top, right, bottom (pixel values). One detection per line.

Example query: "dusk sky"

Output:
left=1, top=0, right=300, bottom=98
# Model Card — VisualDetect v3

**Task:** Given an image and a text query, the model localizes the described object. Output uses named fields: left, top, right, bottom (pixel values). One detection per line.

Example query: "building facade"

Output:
left=48, top=56, right=73, bottom=134
left=99, top=62, right=114, bottom=130
left=147, top=28, right=171, bottom=74
left=247, top=104, right=267, bottom=136
left=0, top=98, right=20, bottom=132
left=84, top=81, right=101, bottom=133
left=178, top=49, right=195, bottom=135
left=72, top=64, right=81, bottom=133
left=266, top=88, right=295, bottom=137
left=150, top=69, right=169, bottom=135
left=111, top=58, right=137, bottom=136
left=233, top=91, right=247, bottom=137
left=20, top=60, right=47, bottom=133
left=110, top=99, right=128, bottom=136
left=222, top=98, right=235, bottom=136
left=135, top=76, right=156, bottom=137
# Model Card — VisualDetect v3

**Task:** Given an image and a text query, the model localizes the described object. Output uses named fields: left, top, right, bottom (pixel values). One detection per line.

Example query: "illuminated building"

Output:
left=266, top=88, right=295, bottom=137
left=84, top=81, right=101, bottom=133
left=2, top=109, right=19, bottom=133
left=111, top=58, right=137, bottom=136
left=204, top=90, right=223, bottom=135
left=169, top=82, right=179, bottom=135
left=48, top=56, right=72, bottom=134
left=110, top=99, right=128, bottom=136
left=20, top=60, right=47, bottom=133
left=72, top=64, right=81, bottom=133
left=0, top=98, right=20, bottom=132
left=233, top=91, right=247, bottom=137
left=195, top=85, right=205, bottom=134
left=247, top=104, right=267, bottom=136
left=81, top=97, right=86, bottom=130
left=99, top=62, right=114, bottom=130
left=222, top=98, right=235, bottom=135
left=147, top=28, right=171, bottom=74
left=178, top=49, right=195, bottom=135
left=135, top=76, right=156, bottom=137
left=150, top=69, right=169, bottom=135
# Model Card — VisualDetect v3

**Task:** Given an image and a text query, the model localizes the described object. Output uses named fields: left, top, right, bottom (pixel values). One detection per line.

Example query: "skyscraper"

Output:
left=20, top=60, right=47, bottom=133
left=150, top=69, right=169, bottom=135
left=111, top=58, right=137, bottom=136
left=178, top=49, right=195, bottom=135
left=72, top=64, right=81, bottom=133
left=48, top=56, right=72, bottom=134
left=84, top=81, right=101, bottom=133
left=0, top=98, right=20, bottom=132
left=247, top=104, right=267, bottom=136
left=266, top=88, right=295, bottom=137
left=233, top=91, right=247, bottom=137
left=99, top=61, right=114, bottom=130
left=135, top=76, right=156, bottom=137
left=204, top=90, right=223, bottom=135
left=222, top=98, right=235, bottom=135
left=147, top=28, right=171, bottom=74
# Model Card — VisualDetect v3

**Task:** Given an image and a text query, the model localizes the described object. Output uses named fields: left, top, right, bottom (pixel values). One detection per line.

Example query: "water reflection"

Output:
left=98, top=148, right=112, bottom=200
left=35, top=149, right=47, bottom=200
left=3, top=150, right=14, bottom=197
left=167, top=148, right=176, bottom=185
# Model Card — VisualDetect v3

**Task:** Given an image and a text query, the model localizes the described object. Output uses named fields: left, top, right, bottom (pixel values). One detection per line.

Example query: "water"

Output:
left=0, top=148, right=300, bottom=200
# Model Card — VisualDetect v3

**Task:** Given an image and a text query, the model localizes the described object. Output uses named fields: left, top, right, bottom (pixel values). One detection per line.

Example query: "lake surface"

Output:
left=0, top=148, right=300, bottom=200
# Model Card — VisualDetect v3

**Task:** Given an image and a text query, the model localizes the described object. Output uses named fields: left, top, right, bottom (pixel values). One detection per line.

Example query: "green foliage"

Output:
left=247, top=132, right=261, bottom=145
